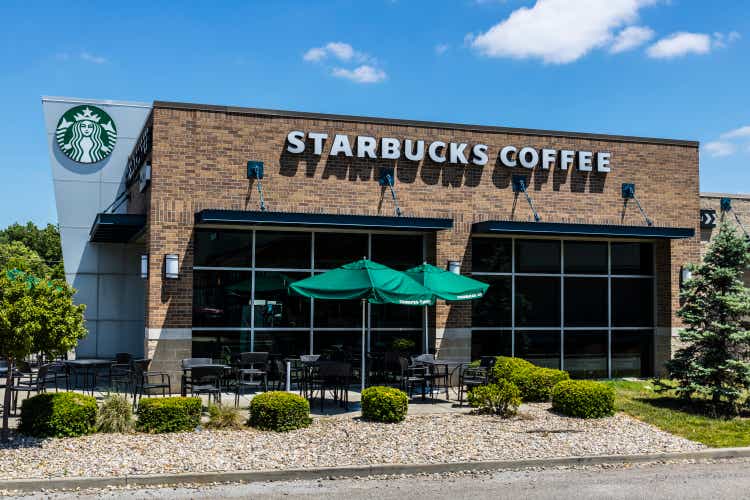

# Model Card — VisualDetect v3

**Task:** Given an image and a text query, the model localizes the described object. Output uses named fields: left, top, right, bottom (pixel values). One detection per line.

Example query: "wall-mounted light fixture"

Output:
left=165, top=254, right=179, bottom=279
left=448, top=260, right=461, bottom=275
left=680, top=266, right=692, bottom=287
left=140, top=254, right=149, bottom=279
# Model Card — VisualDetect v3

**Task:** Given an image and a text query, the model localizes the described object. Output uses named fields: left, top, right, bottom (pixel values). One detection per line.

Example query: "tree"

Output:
left=0, top=242, right=48, bottom=277
left=665, top=223, right=750, bottom=414
left=0, top=271, right=87, bottom=440
left=0, top=222, right=64, bottom=279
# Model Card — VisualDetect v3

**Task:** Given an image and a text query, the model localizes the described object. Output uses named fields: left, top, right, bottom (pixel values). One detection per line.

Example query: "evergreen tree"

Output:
left=665, top=223, right=750, bottom=414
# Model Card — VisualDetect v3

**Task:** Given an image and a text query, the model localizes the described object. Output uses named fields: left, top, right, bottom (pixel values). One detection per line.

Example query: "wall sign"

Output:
left=56, top=105, right=117, bottom=164
left=126, top=123, right=152, bottom=186
left=700, top=209, right=717, bottom=228
left=286, top=130, right=611, bottom=172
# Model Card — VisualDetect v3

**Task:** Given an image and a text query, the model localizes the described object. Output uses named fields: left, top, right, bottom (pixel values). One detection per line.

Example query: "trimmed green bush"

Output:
left=19, top=392, right=97, bottom=438
left=136, top=397, right=201, bottom=433
left=248, top=391, right=311, bottom=432
left=97, top=393, right=134, bottom=433
left=467, top=380, right=521, bottom=417
left=361, top=386, right=408, bottom=423
left=552, top=380, right=615, bottom=418
left=490, top=356, right=569, bottom=402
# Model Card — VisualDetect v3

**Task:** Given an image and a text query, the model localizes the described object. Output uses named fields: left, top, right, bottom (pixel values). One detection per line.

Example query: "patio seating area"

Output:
left=0, top=351, right=489, bottom=427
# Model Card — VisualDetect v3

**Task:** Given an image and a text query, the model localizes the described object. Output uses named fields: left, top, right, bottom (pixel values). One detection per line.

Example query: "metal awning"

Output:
left=195, top=210, right=453, bottom=231
left=472, top=220, right=694, bottom=239
left=89, top=213, right=146, bottom=243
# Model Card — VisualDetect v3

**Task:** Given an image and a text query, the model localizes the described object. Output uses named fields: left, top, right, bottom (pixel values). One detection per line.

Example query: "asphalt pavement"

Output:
left=11, top=459, right=750, bottom=499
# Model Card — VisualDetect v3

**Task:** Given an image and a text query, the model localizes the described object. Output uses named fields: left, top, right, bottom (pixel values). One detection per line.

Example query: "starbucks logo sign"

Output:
left=55, top=105, right=117, bottom=164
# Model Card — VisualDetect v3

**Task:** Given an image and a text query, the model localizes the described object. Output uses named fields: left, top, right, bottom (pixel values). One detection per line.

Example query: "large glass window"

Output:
left=472, top=238, right=512, bottom=273
left=515, top=277, right=560, bottom=327
left=193, top=229, right=424, bottom=361
left=516, top=240, right=560, bottom=273
left=564, top=331, right=607, bottom=378
left=471, top=237, right=655, bottom=379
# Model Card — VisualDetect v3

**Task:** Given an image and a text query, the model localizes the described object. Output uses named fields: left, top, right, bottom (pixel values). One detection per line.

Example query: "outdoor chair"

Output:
left=399, top=357, right=429, bottom=401
left=9, top=362, right=48, bottom=413
left=232, top=352, right=269, bottom=407
left=109, top=353, right=133, bottom=393
left=423, top=362, right=451, bottom=401
left=131, top=359, right=171, bottom=409
left=45, top=361, right=69, bottom=391
left=180, top=357, right=213, bottom=396
left=189, top=365, right=224, bottom=405
left=458, top=365, right=489, bottom=406
left=310, top=360, right=352, bottom=411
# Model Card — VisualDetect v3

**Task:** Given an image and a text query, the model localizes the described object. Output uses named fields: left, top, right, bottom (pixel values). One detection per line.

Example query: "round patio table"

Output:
left=64, top=359, right=113, bottom=395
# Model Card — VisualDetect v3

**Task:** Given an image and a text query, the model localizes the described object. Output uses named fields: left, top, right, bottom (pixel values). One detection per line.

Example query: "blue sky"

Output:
left=0, top=0, right=748, bottom=228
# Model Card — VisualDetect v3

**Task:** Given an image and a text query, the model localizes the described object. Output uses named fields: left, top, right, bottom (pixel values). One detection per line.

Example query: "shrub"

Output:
left=248, top=391, right=311, bottom=432
left=491, top=356, right=569, bottom=402
left=97, top=394, right=134, bottom=433
left=136, top=397, right=201, bottom=433
left=467, top=380, right=521, bottom=417
left=552, top=380, right=615, bottom=418
left=19, top=392, right=97, bottom=438
left=521, top=367, right=570, bottom=402
left=206, top=403, right=244, bottom=430
left=361, top=386, right=408, bottom=423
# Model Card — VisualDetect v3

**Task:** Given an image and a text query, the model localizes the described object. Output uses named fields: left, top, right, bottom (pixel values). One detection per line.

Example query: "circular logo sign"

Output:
left=55, top=105, right=117, bottom=164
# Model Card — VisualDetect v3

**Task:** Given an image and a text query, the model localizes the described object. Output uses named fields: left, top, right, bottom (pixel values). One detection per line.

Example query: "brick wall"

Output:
left=143, top=103, right=701, bottom=374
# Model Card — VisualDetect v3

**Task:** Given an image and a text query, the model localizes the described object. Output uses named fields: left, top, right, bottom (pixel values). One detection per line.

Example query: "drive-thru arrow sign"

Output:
left=701, top=209, right=717, bottom=228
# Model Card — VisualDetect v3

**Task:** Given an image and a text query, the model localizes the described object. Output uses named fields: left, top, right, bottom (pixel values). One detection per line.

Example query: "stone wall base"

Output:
left=435, top=327, right=471, bottom=361
left=145, top=329, right=191, bottom=393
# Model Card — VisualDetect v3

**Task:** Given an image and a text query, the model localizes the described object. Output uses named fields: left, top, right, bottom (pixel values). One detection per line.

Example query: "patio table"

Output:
left=64, top=359, right=113, bottom=395
left=416, top=359, right=467, bottom=400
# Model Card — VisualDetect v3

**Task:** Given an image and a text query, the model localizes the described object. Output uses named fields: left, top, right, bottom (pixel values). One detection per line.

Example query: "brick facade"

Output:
left=138, top=102, right=701, bottom=379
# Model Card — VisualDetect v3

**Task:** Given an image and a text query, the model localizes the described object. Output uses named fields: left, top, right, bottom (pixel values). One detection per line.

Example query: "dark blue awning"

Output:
left=472, top=220, right=694, bottom=239
left=89, top=213, right=146, bottom=243
left=195, top=210, right=452, bottom=231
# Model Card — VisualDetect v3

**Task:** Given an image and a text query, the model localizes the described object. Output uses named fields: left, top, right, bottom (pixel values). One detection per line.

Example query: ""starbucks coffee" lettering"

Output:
left=286, top=130, right=611, bottom=172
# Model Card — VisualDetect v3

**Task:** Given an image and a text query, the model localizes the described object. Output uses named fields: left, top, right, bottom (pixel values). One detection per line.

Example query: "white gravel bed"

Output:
left=0, top=404, right=701, bottom=480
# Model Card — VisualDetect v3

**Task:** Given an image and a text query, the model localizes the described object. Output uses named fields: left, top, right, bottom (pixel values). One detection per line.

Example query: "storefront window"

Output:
left=314, top=232, right=368, bottom=269
left=253, top=331, right=310, bottom=359
left=371, top=234, right=423, bottom=270
left=471, top=331, right=512, bottom=360
left=255, top=231, right=311, bottom=269
left=515, top=331, right=560, bottom=369
left=472, top=238, right=512, bottom=273
left=516, top=240, right=561, bottom=274
left=314, top=331, right=362, bottom=360
left=192, top=330, right=251, bottom=361
left=564, top=331, right=607, bottom=378
left=370, top=303, right=421, bottom=329
left=313, top=298, right=363, bottom=328
left=472, top=276, right=512, bottom=327
left=253, top=271, right=310, bottom=328
left=193, top=270, right=252, bottom=327
left=612, top=330, right=653, bottom=377
left=194, top=229, right=252, bottom=267
left=564, top=278, right=608, bottom=327
left=370, top=331, right=421, bottom=355
left=515, top=276, right=561, bottom=327
left=564, top=241, right=607, bottom=274
left=611, top=242, right=653, bottom=275
left=612, top=278, right=653, bottom=327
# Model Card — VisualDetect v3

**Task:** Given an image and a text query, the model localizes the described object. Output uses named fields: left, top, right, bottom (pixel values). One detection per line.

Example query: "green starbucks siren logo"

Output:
left=55, top=105, right=117, bottom=164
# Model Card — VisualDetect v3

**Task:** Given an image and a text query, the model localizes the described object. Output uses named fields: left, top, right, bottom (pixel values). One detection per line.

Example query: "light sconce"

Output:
left=140, top=254, right=149, bottom=279
left=447, top=260, right=461, bottom=275
left=165, top=254, right=179, bottom=279
left=680, top=266, right=692, bottom=286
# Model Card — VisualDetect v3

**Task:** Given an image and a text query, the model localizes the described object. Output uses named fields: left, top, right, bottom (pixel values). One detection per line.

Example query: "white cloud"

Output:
left=80, top=52, right=107, bottom=64
left=470, top=0, right=657, bottom=64
left=704, top=141, right=736, bottom=157
left=332, top=65, right=387, bottom=84
left=435, top=43, right=450, bottom=55
left=721, top=126, right=750, bottom=139
left=610, top=25, right=654, bottom=53
left=326, top=42, right=355, bottom=61
left=646, top=32, right=712, bottom=58
left=303, top=47, right=327, bottom=62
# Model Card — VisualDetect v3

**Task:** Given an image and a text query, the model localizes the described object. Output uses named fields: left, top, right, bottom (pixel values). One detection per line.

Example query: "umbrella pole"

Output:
left=361, top=299, right=366, bottom=392
left=423, top=305, right=429, bottom=355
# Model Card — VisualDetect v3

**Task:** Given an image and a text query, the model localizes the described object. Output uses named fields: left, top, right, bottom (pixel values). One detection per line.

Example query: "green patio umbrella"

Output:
left=405, top=263, right=490, bottom=354
left=289, top=259, right=435, bottom=390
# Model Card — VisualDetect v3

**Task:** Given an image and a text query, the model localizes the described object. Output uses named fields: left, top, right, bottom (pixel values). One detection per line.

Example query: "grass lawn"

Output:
left=604, top=379, right=750, bottom=448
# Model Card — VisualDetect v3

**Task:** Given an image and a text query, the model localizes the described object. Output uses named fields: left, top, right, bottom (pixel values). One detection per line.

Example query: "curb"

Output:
left=3, top=447, right=750, bottom=492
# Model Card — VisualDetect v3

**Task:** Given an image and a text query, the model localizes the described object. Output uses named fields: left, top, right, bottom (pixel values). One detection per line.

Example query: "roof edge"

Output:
left=701, top=192, right=750, bottom=200
left=153, top=100, right=699, bottom=148
left=42, top=96, right=151, bottom=109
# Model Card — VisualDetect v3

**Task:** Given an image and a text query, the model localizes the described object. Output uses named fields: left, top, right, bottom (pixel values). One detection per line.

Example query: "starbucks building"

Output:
left=43, top=96, right=701, bottom=385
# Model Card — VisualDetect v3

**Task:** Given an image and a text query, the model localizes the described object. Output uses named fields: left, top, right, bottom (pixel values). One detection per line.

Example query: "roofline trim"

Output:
left=153, top=100, right=699, bottom=148
left=42, top=96, right=152, bottom=109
